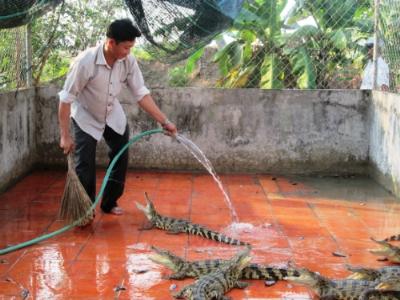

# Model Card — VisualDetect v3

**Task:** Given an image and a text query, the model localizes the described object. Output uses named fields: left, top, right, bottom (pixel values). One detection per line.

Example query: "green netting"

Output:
left=124, top=0, right=244, bottom=61
left=1, top=0, right=400, bottom=93
left=0, top=0, right=127, bottom=91
left=0, top=0, right=62, bottom=29
left=379, top=0, right=400, bottom=92
left=121, top=0, right=377, bottom=89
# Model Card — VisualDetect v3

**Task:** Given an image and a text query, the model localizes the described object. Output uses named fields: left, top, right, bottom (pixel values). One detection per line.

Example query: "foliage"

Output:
left=210, top=0, right=373, bottom=89
left=0, top=29, right=21, bottom=89
left=29, top=0, right=127, bottom=85
left=167, top=66, right=190, bottom=87
left=132, top=47, right=153, bottom=61
left=166, top=47, right=205, bottom=87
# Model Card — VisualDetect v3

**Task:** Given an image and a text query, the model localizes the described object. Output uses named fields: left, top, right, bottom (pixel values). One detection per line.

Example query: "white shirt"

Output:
left=360, top=56, right=389, bottom=90
left=58, top=42, right=150, bottom=140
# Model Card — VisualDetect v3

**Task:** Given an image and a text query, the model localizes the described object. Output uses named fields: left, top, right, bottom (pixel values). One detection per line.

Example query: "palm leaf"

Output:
left=185, top=47, right=205, bottom=74
left=260, top=53, right=284, bottom=89
left=290, top=47, right=316, bottom=88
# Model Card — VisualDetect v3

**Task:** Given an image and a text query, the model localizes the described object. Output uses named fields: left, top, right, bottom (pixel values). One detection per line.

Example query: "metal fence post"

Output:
left=373, top=0, right=381, bottom=90
left=25, top=23, right=33, bottom=87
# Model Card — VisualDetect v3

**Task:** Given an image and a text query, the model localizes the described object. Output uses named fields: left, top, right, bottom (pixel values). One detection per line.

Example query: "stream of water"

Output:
left=176, top=134, right=239, bottom=223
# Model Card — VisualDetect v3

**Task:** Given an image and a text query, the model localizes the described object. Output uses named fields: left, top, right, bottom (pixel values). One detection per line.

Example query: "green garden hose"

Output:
left=0, top=128, right=164, bottom=256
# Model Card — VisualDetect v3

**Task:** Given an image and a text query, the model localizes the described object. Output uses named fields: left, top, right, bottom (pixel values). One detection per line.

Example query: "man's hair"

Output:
left=106, top=19, right=141, bottom=43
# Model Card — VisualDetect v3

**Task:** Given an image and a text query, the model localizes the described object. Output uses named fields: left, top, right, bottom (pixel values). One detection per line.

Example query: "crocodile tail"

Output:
left=384, top=234, right=400, bottom=242
left=187, top=224, right=249, bottom=245
left=214, top=232, right=249, bottom=246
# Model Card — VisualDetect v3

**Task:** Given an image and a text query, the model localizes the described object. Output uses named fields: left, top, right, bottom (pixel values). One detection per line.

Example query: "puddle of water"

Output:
left=224, top=222, right=279, bottom=238
left=225, top=222, right=254, bottom=232
left=176, top=134, right=238, bottom=222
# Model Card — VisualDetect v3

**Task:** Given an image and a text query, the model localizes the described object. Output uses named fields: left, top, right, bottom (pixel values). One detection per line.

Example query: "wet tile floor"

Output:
left=0, top=170, right=399, bottom=299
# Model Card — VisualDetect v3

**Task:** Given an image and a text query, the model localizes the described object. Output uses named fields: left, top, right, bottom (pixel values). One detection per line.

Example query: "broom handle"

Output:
left=0, top=128, right=164, bottom=255
left=67, top=153, right=74, bottom=171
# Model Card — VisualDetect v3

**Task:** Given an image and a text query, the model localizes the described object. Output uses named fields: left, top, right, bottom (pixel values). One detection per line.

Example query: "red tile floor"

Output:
left=0, top=170, right=399, bottom=299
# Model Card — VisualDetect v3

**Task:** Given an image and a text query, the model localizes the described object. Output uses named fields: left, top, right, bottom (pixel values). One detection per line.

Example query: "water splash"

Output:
left=176, top=134, right=238, bottom=222
left=225, top=222, right=254, bottom=232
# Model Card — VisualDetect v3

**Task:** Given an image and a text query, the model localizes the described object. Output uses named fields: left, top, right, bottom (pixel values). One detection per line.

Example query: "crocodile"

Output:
left=361, top=290, right=400, bottom=300
left=374, top=276, right=400, bottom=291
left=346, top=265, right=400, bottom=281
left=360, top=276, right=400, bottom=300
left=383, top=235, right=400, bottom=242
left=135, top=193, right=250, bottom=246
left=149, top=245, right=299, bottom=283
left=284, top=267, right=377, bottom=300
left=369, top=238, right=400, bottom=263
left=173, top=247, right=252, bottom=300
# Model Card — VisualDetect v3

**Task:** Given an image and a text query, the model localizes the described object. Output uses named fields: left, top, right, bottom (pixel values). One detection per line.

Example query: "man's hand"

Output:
left=162, top=121, right=177, bottom=136
left=60, top=134, right=75, bottom=154
left=58, top=102, right=74, bottom=154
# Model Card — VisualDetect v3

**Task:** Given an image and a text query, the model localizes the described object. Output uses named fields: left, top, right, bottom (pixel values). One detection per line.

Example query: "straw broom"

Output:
left=59, top=153, right=94, bottom=226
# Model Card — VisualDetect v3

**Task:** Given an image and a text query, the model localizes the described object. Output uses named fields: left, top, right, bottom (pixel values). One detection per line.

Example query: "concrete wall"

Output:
left=0, top=88, right=37, bottom=192
left=6, top=86, right=398, bottom=194
left=369, top=91, right=400, bottom=197
left=35, top=86, right=370, bottom=175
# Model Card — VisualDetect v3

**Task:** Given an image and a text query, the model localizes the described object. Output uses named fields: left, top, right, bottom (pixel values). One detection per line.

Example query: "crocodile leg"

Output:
left=138, top=222, right=154, bottom=231
left=173, top=284, right=193, bottom=299
left=167, top=271, right=189, bottom=280
left=166, top=230, right=181, bottom=235
left=235, top=281, right=249, bottom=289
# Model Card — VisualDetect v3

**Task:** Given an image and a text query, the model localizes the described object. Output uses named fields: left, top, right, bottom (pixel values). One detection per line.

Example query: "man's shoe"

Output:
left=110, top=206, right=124, bottom=215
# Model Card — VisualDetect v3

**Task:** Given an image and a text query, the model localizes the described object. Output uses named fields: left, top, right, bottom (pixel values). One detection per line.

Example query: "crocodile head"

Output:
left=148, top=246, right=184, bottom=272
left=284, top=268, right=324, bottom=289
left=226, top=247, right=252, bottom=277
left=375, top=276, right=400, bottom=291
left=135, top=192, right=158, bottom=222
left=346, top=265, right=379, bottom=280
left=369, top=238, right=400, bottom=263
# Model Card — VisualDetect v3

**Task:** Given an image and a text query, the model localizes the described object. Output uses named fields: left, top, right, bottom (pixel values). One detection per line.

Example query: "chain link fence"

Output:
left=379, top=0, right=400, bottom=92
left=0, top=0, right=127, bottom=92
left=186, top=0, right=378, bottom=90
left=0, top=25, right=29, bottom=90
left=0, top=0, right=399, bottom=93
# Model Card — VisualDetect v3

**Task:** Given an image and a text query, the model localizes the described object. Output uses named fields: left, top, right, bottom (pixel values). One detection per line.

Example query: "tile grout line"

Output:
left=1, top=171, right=68, bottom=278
left=185, top=173, right=195, bottom=260
left=306, top=202, right=349, bottom=265
left=256, top=175, right=290, bottom=245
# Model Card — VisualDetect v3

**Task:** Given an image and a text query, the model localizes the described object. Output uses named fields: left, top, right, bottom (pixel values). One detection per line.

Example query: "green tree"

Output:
left=211, top=0, right=373, bottom=89
left=213, top=0, right=289, bottom=88
left=287, top=0, right=372, bottom=88
left=30, top=0, right=127, bottom=84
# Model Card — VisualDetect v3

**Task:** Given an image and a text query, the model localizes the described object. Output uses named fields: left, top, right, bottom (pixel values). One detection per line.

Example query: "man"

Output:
left=360, top=38, right=390, bottom=91
left=58, top=19, right=177, bottom=215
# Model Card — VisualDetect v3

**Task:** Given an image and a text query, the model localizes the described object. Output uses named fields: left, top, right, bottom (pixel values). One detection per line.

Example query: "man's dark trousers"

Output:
left=72, top=119, right=129, bottom=213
